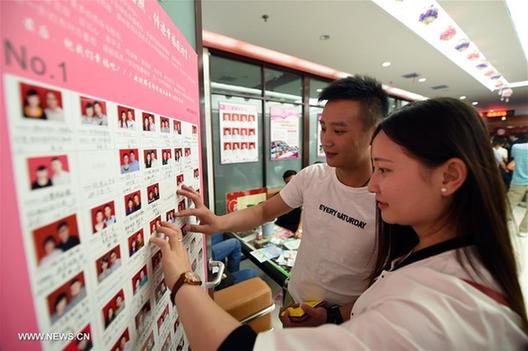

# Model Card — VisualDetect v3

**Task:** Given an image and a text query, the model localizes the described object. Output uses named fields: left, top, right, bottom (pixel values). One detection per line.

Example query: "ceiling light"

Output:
left=418, top=77, right=427, bottom=82
left=372, top=0, right=510, bottom=92
left=472, top=101, right=478, bottom=106
left=319, top=34, right=330, bottom=40
left=501, top=116, right=507, bottom=121
left=504, top=0, right=528, bottom=62
left=382, top=61, right=391, bottom=67
left=459, top=96, right=466, bottom=100
left=508, top=80, right=528, bottom=88
left=316, top=88, right=323, bottom=93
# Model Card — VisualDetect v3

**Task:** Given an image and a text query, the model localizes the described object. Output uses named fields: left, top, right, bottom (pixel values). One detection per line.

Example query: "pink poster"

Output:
left=270, top=107, right=300, bottom=160
left=317, top=112, right=325, bottom=157
left=0, top=1, right=205, bottom=350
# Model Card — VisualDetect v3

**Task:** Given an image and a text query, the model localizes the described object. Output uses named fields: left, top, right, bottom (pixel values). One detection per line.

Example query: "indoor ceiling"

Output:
left=202, top=0, right=528, bottom=113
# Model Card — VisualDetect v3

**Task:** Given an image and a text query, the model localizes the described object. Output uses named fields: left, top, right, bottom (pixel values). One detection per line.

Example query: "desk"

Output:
left=228, top=226, right=297, bottom=288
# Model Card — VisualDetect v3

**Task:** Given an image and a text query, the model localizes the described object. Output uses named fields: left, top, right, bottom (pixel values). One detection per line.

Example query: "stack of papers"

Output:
left=250, top=245, right=283, bottom=263
left=276, top=250, right=297, bottom=267
left=282, top=238, right=300, bottom=250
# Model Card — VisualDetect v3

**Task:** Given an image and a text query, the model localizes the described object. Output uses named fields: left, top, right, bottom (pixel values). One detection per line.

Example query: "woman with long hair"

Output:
left=150, top=97, right=527, bottom=350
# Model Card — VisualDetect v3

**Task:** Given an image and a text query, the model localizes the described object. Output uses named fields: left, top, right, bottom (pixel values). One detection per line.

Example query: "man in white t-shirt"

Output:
left=176, top=76, right=388, bottom=326
left=492, top=138, right=508, bottom=169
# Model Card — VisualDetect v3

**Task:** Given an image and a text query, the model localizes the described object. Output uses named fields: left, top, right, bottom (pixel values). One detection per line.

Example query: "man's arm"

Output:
left=176, top=185, right=294, bottom=234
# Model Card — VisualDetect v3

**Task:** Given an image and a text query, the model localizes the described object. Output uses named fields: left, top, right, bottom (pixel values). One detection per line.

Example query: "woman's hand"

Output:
left=149, top=222, right=192, bottom=288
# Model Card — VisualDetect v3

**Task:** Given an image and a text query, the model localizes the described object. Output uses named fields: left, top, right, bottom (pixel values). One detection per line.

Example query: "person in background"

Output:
left=274, top=170, right=302, bottom=235
left=44, top=91, right=64, bottom=121
left=23, top=89, right=46, bottom=119
left=150, top=97, right=527, bottom=350
left=211, top=233, right=257, bottom=287
left=492, top=137, right=510, bottom=187
left=507, top=135, right=528, bottom=236
left=176, top=76, right=387, bottom=325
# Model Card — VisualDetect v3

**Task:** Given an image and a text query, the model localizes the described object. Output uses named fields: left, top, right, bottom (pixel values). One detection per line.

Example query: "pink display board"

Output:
left=270, top=107, right=301, bottom=160
left=0, top=1, right=205, bottom=350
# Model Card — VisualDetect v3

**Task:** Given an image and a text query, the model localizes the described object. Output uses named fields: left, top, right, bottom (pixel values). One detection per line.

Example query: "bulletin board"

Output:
left=218, top=102, right=259, bottom=164
left=0, top=1, right=205, bottom=351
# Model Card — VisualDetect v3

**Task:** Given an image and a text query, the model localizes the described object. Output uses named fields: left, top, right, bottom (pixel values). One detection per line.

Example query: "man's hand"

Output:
left=176, top=185, right=225, bottom=234
left=279, top=303, right=327, bottom=328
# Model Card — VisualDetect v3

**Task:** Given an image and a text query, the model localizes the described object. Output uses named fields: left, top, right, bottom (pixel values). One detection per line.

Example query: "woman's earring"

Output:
left=441, top=187, right=447, bottom=193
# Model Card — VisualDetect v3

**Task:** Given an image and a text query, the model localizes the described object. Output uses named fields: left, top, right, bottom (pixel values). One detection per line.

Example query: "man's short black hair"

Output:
left=44, top=235, right=56, bottom=246
left=55, top=293, right=68, bottom=307
left=26, top=89, right=39, bottom=97
left=37, top=165, right=47, bottom=172
left=57, top=221, right=69, bottom=231
left=319, top=75, right=388, bottom=130
left=282, top=170, right=297, bottom=180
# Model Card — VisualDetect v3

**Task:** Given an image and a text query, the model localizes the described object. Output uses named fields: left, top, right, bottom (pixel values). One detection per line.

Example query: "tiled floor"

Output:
left=240, top=202, right=528, bottom=331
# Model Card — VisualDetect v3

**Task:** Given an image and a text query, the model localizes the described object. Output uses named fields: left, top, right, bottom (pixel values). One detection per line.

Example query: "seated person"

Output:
left=274, top=170, right=302, bottom=234
left=211, top=233, right=256, bottom=288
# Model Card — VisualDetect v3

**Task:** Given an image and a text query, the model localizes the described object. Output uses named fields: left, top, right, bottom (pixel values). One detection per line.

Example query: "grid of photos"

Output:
left=219, top=102, right=259, bottom=164
left=6, top=76, right=205, bottom=351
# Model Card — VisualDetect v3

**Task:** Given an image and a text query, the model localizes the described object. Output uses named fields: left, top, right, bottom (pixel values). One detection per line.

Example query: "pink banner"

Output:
left=1, top=1, right=203, bottom=350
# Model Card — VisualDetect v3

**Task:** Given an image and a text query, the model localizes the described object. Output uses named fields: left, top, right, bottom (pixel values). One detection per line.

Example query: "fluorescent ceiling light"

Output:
left=472, top=101, right=478, bottom=105
left=382, top=61, right=391, bottom=67
left=382, top=85, right=428, bottom=101
left=504, top=0, right=528, bottom=63
left=371, top=0, right=509, bottom=91
left=459, top=96, right=466, bottom=100
left=211, top=82, right=302, bottom=102
left=508, top=80, right=528, bottom=88
left=418, top=77, right=427, bottom=82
